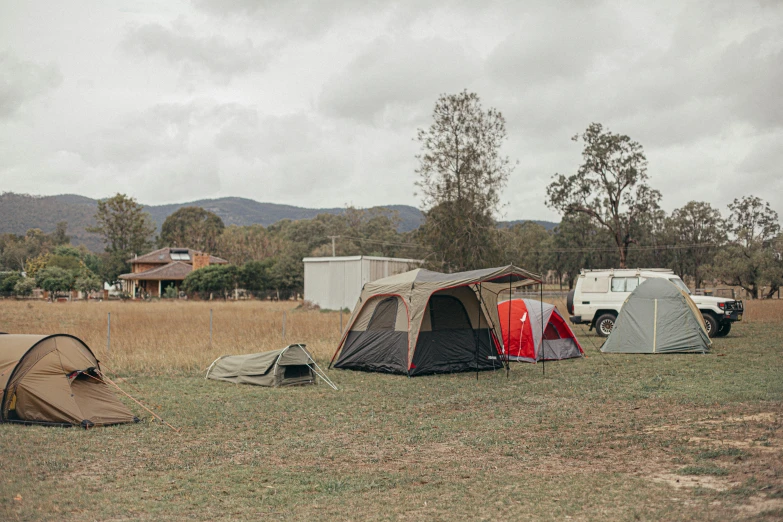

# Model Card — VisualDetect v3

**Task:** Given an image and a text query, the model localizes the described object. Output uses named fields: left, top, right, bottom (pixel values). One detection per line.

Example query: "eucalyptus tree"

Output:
left=547, top=123, right=661, bottom=268
left=415, top=90, right=514, bottom=271
left=711, top=196, right=780, bottom=298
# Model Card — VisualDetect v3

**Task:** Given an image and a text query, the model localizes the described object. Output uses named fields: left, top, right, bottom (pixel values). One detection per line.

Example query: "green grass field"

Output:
left=1, top=310, right=782, bottom=520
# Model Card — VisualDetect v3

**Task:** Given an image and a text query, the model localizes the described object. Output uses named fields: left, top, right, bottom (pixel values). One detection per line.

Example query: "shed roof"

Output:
left=303, top=255, right=423, bottom=263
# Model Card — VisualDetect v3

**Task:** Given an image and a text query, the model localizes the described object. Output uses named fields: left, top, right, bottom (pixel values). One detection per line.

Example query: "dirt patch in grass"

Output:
left=735, top=497, right=783, bottom=516
left=651, top=473, right=739, bottom=491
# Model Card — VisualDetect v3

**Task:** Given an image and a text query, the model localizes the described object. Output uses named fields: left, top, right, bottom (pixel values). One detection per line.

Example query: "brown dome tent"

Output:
left=0, top=334, right=138, bottom=428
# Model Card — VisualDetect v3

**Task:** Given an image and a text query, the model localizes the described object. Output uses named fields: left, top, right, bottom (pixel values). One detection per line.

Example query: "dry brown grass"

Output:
left=0, top=297, right=779, bottom=376
left=743, top=299, right=783, bottom=323
left=0, top=299, right=347, bottom=374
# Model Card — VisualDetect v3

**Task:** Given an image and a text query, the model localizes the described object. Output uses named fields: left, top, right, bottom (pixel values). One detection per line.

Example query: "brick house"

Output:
left=119, top=248, right=228, bottom=298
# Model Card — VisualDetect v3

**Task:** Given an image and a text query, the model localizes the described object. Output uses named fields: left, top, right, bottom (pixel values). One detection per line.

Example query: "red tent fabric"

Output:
left=498, top=299, right=584, bottom=362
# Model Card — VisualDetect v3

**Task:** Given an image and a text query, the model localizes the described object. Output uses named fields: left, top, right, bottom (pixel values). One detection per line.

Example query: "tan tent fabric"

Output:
left=0, top=334, right=138, bottom=427
left=206, top=344, right=317, bottom=387
left=350, top=296, right=409, bottom=333
left=332, top=265, right=541, bottom=375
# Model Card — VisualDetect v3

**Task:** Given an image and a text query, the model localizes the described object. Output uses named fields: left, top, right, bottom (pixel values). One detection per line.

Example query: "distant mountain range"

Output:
left=0, top=192, right=557, bottom=252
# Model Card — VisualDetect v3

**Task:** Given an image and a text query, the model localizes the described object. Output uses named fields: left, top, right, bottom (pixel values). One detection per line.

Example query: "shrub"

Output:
left=13, top=277, right=36, bottom=297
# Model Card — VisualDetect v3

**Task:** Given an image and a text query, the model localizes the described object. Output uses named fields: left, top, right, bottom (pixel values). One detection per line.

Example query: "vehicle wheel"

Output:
left=715, top=321, right=731, bottom=337
left=702, top=313, right=718, bottom=338
left=595, top=313, right=616, bottom=337
left=567, top=289, right=575, bottom=315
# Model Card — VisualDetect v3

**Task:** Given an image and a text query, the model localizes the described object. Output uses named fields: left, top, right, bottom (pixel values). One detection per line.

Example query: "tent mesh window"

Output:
left=283, top=365, right=311, bottom=379
left=429, top=295, right=472, bottom=330
left=367, top=297, right=398, bottom=331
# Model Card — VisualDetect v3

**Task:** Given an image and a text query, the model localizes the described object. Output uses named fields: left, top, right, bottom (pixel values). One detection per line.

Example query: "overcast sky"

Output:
left=0, top=1, right=780, bottom=221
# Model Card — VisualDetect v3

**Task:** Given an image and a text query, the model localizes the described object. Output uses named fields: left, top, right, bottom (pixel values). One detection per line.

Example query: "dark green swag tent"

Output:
left=206, top=344, right=337, bottom=389
left=601, top=278, right=712, bottom=354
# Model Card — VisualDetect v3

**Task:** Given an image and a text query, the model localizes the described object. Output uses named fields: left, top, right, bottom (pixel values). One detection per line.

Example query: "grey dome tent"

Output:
left=330, top=265, right=541, bottom=376
left=206, top=344, right=337, bottom=389
left=601, top=278, right=711, bottom=354
left=0, top=334, right=138, bottom=427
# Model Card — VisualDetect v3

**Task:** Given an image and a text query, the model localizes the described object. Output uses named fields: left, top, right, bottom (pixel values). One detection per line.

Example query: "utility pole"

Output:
left=327, top=235, right=339, bottom=257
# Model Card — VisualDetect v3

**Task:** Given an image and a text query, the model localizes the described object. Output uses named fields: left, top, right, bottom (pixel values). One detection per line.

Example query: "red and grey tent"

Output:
left=497, top=299, right=584, bottom=362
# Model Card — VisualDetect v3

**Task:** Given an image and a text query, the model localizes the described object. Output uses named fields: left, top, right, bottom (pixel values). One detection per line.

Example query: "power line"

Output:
left=538, top=243, right=722, bottom=254
left=334, top=235, right=422, bottom=248
left=334, top=234, right=723, bottom=254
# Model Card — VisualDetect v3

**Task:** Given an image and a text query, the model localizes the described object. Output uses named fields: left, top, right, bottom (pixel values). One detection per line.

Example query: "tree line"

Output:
left=0, top=198, right=411, bottom=300
left=1, top=90, right=780, bottom=299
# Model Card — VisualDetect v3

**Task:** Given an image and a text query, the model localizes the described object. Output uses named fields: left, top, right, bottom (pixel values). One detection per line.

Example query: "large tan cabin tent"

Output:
left=205, top=344, right=318, bottom=387
left=601, top=278, right=712, bottom=354
left=330, top=265, right=542, bottom=376
left=0, top=334, right=138, bottom=427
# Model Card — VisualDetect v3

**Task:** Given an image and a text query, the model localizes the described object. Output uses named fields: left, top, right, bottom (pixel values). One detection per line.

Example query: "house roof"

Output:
left=129, top=247, right=227, bottom=265
left=119, top=261, right=193, bottom=281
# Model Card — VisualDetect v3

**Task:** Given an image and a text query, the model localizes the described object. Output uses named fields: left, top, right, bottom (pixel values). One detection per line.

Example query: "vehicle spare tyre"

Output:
left=567, top=289, right=575, bottom=315
left=595, top=313, right=616, bottom=337
left=701, top=313, right=718, bottom=338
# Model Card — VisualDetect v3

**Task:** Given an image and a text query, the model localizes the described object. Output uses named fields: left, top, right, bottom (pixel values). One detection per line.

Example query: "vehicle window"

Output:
left=668, top=278, right=691, bottom=294
left=611, top=277, right=639, bottom=292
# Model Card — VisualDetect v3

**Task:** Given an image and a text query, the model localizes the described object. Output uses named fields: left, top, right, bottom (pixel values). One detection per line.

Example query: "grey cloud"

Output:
left=134, top=152, right=222, bottom=203
left=738, top=130, right=783, bottom=176
left=192, top=0, right=389, bottom=38
left=120, top=22, right=269, bottom=80
left=84, top=103, right=195, bottom=168
left=84, top=101, right=264, bottom=169
left=2, top=1, right=781, bottom=219
left=319, top=36, right=481, bottom=125
left=214, top=111, right=419, bottom=206
left=487, top=2, right=783, bottom=152
left=486, top=2, right=625, bottom=87
left=75, top=100, right=245, bottom=202
left=607, top=20, right=783, bottom=137
left=0, top=51, right=62, bottom=118
left=714, top=27, right=783, bottom=131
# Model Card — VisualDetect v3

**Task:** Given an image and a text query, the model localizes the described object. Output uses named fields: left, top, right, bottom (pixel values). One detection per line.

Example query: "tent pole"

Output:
left=541, top=280, right=545, bottom=376
left=475, top=282, right=482, bottom=381
left=506, top=278, right=512, bottom=378
left=303, top=345, right=339, bottom=391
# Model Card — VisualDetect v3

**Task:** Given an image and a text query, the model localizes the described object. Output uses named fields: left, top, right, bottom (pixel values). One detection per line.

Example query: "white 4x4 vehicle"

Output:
left=567, top=269, right=743, bottom=338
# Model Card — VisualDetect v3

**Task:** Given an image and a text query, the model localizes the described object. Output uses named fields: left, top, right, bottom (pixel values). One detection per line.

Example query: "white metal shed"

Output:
left=303, top=256, right=422, bottom=311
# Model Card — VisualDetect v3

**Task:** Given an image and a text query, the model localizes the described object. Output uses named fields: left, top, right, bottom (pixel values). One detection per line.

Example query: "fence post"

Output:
left=282, top=312, right=287, bottom=342
left=209, top=308, right=213, bottom=347
left=340, top=310, right=343, bottom=334
left=107, top=312, right=111, bottom=356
